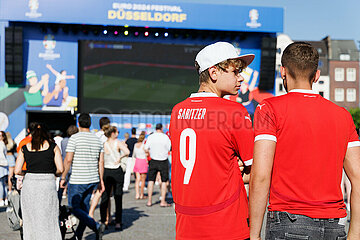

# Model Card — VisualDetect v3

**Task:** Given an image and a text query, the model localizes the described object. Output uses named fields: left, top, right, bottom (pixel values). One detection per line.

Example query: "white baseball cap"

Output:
left=195, top=42, right=255, bottom=74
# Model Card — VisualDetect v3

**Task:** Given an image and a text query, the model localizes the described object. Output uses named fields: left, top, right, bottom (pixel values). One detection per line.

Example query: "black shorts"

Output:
left=148, top=159, right=169, bottom=182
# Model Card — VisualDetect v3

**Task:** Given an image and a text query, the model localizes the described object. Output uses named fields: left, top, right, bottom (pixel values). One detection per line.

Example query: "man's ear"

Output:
left=280, top=66, right=286, bottom=79
left=313, top=70, right=321, bottom=83
left=208, top=66, right=218, bottom=81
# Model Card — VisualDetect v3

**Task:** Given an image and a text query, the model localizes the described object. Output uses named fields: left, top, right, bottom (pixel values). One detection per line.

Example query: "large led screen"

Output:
left=79, top=41, right=204, bottom=113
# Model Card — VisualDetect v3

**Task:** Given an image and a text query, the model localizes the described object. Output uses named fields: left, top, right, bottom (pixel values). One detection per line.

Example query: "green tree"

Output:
left=349, top=108, right=360, bottom=129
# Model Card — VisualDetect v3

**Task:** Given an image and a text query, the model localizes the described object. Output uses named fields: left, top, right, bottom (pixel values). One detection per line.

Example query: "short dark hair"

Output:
left=156, top=123, right=163, bottom=130
left=99, top=117, right=110, bottom=129
left=78, top=113, right=91, bottom=128
left=131, top=127, right=136, bottom=135
left=281, top=42, right=319, bottom=82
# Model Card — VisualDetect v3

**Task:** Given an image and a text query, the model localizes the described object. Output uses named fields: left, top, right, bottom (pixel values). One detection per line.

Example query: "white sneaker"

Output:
left=4, top=199, right=8, bottom=206
left=0, top=200, right=4, bottom=207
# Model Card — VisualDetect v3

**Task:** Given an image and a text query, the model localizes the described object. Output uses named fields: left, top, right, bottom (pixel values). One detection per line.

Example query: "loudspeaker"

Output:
left=258, top=37, right=277, bottom=90
left=5, top=26, right=24, bottom=86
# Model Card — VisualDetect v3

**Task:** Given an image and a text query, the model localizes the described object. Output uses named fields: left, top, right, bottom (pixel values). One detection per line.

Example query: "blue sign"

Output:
left=24, top=33, right=78, bottom=110
left=0, top=0, right=283, bottom=33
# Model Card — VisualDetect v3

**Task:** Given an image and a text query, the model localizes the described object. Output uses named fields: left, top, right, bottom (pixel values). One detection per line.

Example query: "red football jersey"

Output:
left=254, top=89, right=360, bottom=218
left=170, top=92, right=254, bottom=240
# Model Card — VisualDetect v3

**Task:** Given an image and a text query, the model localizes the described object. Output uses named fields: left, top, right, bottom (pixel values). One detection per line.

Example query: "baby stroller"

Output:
left=6, top=176, right=24, bottom=239
left=59, top=205, right=78, bottom=240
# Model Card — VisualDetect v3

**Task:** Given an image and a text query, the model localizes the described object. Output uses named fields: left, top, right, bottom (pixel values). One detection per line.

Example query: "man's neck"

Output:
left=287, top=78, right=313, bottom=92
left=79, top=127, right=90, bottom=132
left=198, top=85, right=222, bottom=97
left=156, top=130, right=163, bottom=133
left=131, top=134, right=136, bottom=138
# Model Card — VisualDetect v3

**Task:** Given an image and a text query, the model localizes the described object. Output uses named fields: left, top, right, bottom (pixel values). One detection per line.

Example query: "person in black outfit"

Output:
left=15, top=123, right=64, bottom=240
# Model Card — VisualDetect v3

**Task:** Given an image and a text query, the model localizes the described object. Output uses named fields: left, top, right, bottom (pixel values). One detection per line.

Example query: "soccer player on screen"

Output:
left=170, top=42, right=255, bottom=239
left=250, top=42, right=360, bottom=239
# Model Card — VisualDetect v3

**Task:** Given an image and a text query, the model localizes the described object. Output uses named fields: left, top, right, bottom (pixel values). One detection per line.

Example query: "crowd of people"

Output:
left=1, top=114, right=172, bottom=240
left=1, top=41, right=360, bottom=240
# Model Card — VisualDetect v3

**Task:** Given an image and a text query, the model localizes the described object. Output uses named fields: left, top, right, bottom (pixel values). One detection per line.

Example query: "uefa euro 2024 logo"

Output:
left=246, top=9, right=261, bottom=29
left=25, top=0, right=42, bottom=18
left=43, top=34, right=56, bottom=51
left=38, top=34, right=60, bottom=60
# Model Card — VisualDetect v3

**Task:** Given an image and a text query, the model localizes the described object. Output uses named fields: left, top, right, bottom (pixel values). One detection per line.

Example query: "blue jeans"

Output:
left=68, top=183, right=99, bottom=239
left=0, top=175, right=7, bottom=200
left=265, top=211, right=347, bottom=240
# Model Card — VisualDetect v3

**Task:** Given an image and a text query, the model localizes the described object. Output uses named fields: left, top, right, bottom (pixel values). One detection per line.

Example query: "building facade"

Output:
left=326, top=38, right=360, bottom=109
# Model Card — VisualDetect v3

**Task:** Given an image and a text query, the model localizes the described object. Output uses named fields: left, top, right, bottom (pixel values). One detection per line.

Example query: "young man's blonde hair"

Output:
left=195, top=58, right=245, bottom=85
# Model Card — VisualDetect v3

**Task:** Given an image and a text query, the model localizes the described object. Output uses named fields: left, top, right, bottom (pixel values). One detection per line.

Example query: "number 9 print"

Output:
left=179, top=128, right=196, bottom=184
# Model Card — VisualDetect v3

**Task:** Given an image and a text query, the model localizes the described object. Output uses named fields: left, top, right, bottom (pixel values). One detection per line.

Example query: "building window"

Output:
left=319, top=80, right=324, bottom=84
left=347, top=68, right=356, bottom=82
left=346, top=88, right=356, bottom=102
left=335, top=88, right=344, bottom=102
left=335, top=68, right=344, bottom=81
left=279, top=83, right=283, bottom=92
left=340, top=54, right=350, bottom=61
left=319, top=91, right=324, bottom=97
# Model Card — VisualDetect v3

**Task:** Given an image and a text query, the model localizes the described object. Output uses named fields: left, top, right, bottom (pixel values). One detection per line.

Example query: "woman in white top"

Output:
left=100, top=125, right=129, bottom=231
left=133, top=133, right=148, bottom=200
left=0, top=131, right=9, bottom=206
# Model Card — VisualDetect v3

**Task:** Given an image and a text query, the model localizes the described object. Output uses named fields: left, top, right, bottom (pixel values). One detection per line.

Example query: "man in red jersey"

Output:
left=170, top=42, right=255, bottom=240
left=250, top=42, right=360, bottom=239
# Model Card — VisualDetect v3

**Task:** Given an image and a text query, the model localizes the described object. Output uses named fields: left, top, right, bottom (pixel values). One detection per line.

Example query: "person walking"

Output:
left=133, top=133, right=148, bottom=200
left=250, top=42, right=360, bottom=239
left=90, top=117, right=111, bottom=222
left=5, top=132, right=16, bottom=193
left=0, top=131, right=9, bottom=206
left=58, top=125, right=78, bottom=201
left=123, top=127, right=137, bottom=191
left=100, top=125, right=129, bottom=231
left=60, top=113, right=106, bottom=240
left=170, top=42, right=254, bottom=239
left=14, top=122, right=64, bottom=240
left=145, top=123, right=172, bottom=207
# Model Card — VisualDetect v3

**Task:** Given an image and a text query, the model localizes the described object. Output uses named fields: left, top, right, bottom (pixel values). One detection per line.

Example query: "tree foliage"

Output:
left=349, top=108, right=360, bottom=130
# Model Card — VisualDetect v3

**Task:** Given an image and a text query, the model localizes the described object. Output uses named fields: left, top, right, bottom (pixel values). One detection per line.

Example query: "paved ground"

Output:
left=0, top=179, right=350, bottom=240
left=0, top=179, right=176, bottom=240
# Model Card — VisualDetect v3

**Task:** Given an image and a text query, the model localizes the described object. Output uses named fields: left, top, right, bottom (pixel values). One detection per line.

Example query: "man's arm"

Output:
left=249, top=140, right=276, bottom=240
left=60, top=152, right=73, bottom=188
left=344, top=146, right=360, bottom=239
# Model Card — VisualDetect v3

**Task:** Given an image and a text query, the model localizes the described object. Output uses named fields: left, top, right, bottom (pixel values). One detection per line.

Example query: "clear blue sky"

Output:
left=161, top=0, right=360, bottom=46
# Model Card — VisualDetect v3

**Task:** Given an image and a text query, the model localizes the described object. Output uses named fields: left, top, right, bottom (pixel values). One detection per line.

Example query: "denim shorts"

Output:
left=265, top=211, right=347, bottom=240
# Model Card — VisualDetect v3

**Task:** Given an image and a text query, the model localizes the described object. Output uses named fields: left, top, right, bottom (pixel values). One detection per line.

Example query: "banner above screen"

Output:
left=0, top=0, right=283, bottom=33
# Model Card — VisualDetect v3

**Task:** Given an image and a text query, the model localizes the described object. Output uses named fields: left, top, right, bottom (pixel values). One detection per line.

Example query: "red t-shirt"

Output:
left=170, top=92, right=254, bottom=240
left=254, top=89, right=360, bottom=218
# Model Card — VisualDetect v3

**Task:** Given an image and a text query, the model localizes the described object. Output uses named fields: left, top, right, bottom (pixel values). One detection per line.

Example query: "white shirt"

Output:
left=95, top=130, right=107, bottom=144
left=144, top=132, right=171, bottom=161
left=54, top=136, right=63, bottom=153
left=133, top=143, right=147, bottom=159
left=104, top=141, right=121, bottom=169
